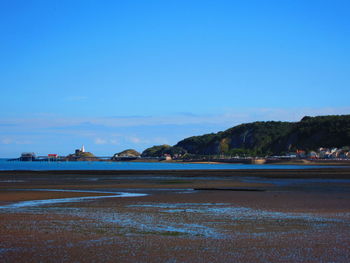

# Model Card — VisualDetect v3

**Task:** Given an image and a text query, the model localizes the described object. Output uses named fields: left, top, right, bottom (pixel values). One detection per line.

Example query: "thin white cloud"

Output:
left=94, top=138, right=107, bottom=145
left=102, top=107, right=350, bottom=126
left=128, top=137, right=141, bottom=144
left=110, top=139, right=119, bottom=145
left=1, top=107, right=349, bottom=131
left=0, top=137, right=32, bottom=145
left=151, top=137, right=170, bottom=145
left=1, top=138, right=12, bottom=144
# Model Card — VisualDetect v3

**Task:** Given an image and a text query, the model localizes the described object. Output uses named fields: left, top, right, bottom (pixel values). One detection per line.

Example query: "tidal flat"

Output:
left=1, top=169, right=350, bottom=262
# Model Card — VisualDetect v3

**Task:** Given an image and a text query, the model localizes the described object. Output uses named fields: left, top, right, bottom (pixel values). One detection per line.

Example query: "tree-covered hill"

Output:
left=269, top=115, right=350, bottom=153
left=175, top=121, right=293, bottom=156
left=114, top=149, right=140, bottom=157
left=141, top=144, right=186, bottom=158
left=142, top=115, right=350, bottom=157
left=141, top=145, right=172, bottom=157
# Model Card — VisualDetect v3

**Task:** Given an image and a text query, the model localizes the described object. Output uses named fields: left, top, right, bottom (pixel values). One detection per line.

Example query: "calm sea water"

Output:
left=0, top=158, right=333, bottom=170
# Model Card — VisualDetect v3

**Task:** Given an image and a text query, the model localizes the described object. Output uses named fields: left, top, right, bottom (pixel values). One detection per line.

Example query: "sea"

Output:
left=0, top=158, right=333, bottom=171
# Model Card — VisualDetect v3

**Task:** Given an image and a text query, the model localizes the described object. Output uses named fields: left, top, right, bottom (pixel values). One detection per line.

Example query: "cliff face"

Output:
left=175, top=121, right=292, bottom=155
left=218, top=121, right=292, bottom=154
left=174, top=115, right=350, bottom=155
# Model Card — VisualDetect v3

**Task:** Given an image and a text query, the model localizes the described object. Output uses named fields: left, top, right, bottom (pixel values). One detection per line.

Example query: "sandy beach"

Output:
left=1, top=168, right=350, bottom=262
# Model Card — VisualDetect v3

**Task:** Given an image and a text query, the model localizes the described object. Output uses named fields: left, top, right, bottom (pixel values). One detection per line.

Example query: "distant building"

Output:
left=296, top=150, right=306, bottom=158
left=164, top=154, right=172, bottom=161
left=20, top=152, right=36, bottom=161
left=75, top=145, right=86, bottom=155
left=331, top=148, right=338, bottom=154
left=318, top=150, right=327, bottom=159
left=48, top=154, right=58, bottom=160
left=286, top=152, right=297, bottom=158
left=308, top=151, right=318, bottom=159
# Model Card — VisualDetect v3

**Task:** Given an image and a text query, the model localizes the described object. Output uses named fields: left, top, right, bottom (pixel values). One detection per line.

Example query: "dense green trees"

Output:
left=142, top=115, right=350, bottom=157
left=114, top=149, right=140, bottom=157
left=271, top=115, right=350, bottom=153
left=141, top=145, right=187, bottom=158
left=176, top=121, right=292, bottom=156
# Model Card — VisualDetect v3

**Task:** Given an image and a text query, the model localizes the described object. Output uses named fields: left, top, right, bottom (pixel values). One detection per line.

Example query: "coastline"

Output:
left=165, top=159, right=350, bottom=166
left=6, top=156, right=350, bottom=166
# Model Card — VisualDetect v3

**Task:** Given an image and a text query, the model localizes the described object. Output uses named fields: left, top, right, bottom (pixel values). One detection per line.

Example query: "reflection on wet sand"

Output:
left=1, top=169, right=350, bottom=262
left=0, top=189, right=147, bottom=209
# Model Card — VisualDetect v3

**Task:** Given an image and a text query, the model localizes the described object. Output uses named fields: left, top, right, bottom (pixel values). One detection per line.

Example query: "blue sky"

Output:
left=0, top=0, right=349, bottom=157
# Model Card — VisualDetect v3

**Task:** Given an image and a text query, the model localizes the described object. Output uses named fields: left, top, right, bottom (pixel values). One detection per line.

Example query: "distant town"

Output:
left=8, top=145, right=350, bottom=165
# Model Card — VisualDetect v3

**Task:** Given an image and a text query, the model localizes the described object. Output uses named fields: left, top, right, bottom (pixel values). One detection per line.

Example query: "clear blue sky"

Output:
left=0, top=0, right=349, bottom=157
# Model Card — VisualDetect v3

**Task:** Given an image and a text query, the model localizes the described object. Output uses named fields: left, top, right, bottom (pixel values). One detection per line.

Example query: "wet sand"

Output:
left=1, top=168, right=350, bottom=262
